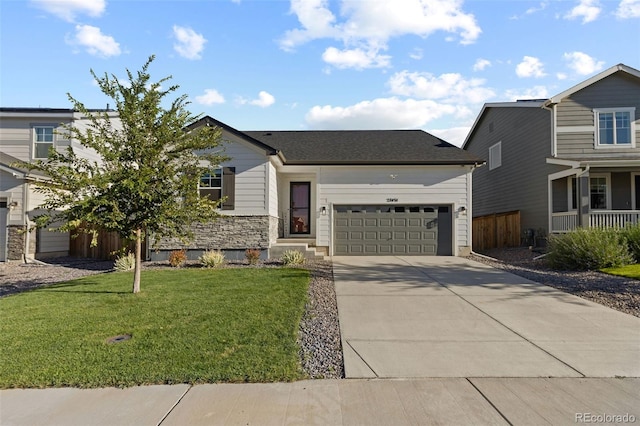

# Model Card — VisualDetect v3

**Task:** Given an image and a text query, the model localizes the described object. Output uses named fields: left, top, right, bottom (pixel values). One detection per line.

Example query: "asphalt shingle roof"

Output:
left=244, top=130, right=484, bottom=165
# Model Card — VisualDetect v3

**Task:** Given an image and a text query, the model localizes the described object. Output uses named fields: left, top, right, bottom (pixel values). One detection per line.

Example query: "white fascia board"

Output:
left=546, top=157, right=582, bottom=168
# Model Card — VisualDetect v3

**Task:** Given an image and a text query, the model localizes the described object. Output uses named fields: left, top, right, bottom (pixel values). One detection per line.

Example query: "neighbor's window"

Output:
left=590, top=175, right=609, bottom=210
left=34, top=126, right=54, bottom=158
left=489, top=141, right=502, bottom=170
left=595, top=108, right=635, bottom=147
left=199, top=168, right=222, bottom=201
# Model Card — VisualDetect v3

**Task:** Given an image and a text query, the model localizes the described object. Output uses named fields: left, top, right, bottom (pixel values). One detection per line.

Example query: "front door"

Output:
left=290, top=182, right=311, bottom=235
left=635, top=175, right=640, bottom=210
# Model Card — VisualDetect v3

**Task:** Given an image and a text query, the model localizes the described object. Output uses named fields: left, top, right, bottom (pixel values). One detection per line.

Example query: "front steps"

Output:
left=269, top=239, right=329, bottom=261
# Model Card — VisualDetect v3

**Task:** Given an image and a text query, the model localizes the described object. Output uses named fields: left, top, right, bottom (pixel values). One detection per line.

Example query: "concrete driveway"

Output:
left=333, top=256, right=640, bottom=379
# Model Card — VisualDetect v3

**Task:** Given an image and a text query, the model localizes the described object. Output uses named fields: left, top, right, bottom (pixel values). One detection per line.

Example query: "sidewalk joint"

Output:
left=157, top=385, right=192, bottom=425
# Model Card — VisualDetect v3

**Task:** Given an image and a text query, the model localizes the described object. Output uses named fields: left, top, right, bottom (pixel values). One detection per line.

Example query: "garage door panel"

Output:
left=333, top=205, right=451, bottom=256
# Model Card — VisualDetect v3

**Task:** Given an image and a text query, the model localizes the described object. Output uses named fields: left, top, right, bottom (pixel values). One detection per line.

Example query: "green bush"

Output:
left=621, top=223, right=640, bottom=263
left=281, top=249, right=305, bottom=266
left=114, top=252, right=135, bottom=271
left=199, top=250, right=226, bottom=268
left=547, top=227, right=633, bottom=270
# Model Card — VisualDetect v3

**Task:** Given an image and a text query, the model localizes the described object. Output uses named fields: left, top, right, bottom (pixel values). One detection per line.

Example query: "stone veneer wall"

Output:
left=156, top=215, right=279, bottom=251
left=7, top=225, right=35, bottom=260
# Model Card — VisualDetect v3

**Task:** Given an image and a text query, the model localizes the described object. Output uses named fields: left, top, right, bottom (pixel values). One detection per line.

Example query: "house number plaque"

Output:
left=386, top=198, right=398, bottom=202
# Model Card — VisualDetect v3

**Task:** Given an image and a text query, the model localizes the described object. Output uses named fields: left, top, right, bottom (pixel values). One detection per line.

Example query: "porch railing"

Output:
left=551, top=210, right=640, bottom=233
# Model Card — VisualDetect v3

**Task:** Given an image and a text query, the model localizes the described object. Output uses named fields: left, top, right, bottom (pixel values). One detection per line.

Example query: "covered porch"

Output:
left=548, top=158, right=640, bottom=233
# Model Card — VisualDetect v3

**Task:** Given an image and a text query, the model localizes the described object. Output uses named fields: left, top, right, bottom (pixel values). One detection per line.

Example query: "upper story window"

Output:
left=489, top=141, right=502, bottom=170
left=199, top=168, right=222, bottom=201
left=34, top=126, right=54, bottom=158
left=595, top=108, right=635, bottom=148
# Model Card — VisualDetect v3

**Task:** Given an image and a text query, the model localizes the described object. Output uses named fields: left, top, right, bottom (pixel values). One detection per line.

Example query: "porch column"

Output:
left=578, top=173, right=590, bottom=228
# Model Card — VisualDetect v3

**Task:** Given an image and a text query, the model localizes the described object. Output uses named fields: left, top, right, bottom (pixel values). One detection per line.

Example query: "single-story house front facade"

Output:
left=153, top=117, right=484, bottom=260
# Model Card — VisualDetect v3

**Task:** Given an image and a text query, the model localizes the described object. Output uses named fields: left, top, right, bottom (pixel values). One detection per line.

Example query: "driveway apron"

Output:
left=332, top=256, right=640, bottom=379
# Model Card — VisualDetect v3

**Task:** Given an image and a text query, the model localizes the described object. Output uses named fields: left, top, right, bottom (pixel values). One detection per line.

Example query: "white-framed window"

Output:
left=199, top=168, right=222, bottom=201
left=33, top=126, right=54, bottom=159
left=594, top=108, right=636, bottom=148
left=489, top=141, right=502, bottom=170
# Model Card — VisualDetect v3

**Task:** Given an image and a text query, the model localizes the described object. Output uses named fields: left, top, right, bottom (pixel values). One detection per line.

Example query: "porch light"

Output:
left=321, top=206, right=327, bottom=215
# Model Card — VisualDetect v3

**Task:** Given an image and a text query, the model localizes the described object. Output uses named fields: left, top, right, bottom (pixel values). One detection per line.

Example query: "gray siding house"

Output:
left=464, top=64, right=640, bottom=242
left=0, top=108, right=115, bottom=261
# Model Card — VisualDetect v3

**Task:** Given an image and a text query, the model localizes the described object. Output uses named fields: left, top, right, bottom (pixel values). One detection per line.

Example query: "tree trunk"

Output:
left=133, top=228, right=142, bottom=293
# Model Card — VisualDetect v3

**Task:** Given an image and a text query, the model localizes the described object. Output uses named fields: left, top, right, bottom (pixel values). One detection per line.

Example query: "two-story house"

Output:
left=0, top=108, right=113, bottom=261
left=463, top=63, right=640, bottom=245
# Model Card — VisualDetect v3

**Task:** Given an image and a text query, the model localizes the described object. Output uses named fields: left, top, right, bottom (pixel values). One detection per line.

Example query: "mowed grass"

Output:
left=0, top=268, right=310, bottom=388
left=601, top=264, right=640, bottom=280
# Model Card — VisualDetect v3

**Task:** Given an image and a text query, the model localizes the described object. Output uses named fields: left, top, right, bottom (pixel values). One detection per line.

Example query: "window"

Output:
left=199, top=168, right=222, bottom=201
left=199, top=167, right=235, bottom=210
left=590, top=175, right=609, bottom=210
left=595, top=108, right=635, bottom=147
left=489, top=141, right=502, bottom=170
left=34, top=126, right=54, bottom=158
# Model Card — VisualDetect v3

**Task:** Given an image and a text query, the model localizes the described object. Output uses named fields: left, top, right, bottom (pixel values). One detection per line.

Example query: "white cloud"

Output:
left=615, top=0, right=640, bottom=18
left=280, top=0, right=481, bottom=69
left=563, top=51, right=605, bottom=75
left=66, top=24, right=121, bottom=57
left=409, top=48, right=423, bottom=60
left=172, top=25, right=206, bottom=60
left=564, top=0, right=601, bottom=23
left=473, top=58, right=491, bottom=71
left=195, top=89, right=225, bottom=106
left=322, top=46, right=391, bottom=69
left=305, top=97, right=460, bottom=130
left=557, top=72, right=568, bottom=80
left=429, top=126, right=471, bottom=147
left=238, top=91, right=276, bottom=108
left=516, top=56, right=546, bottom=78
left=31, top=0, right=106, bottom=22
left=504, top=86, right=550, bottom=101
left=388, top=71, right=495, bottom=104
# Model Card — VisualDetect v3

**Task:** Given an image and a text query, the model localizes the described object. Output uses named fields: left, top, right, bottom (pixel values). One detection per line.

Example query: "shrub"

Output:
left=547, top=227, right=633, bottom=270
left=114, top=252, right=135, bottom=271
left=168, top=249, right=187, bottom=268
left=281, top=249, right=305, bottom=266
left=199, top=250, right=226, bottom=268
left=245, top=248, right=261, bottom=265
left=621, top=223, right=640, bottom=263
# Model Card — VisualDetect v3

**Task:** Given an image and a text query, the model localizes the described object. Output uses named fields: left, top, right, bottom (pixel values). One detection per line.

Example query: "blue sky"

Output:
left=1, top=0, right=639, bottom=146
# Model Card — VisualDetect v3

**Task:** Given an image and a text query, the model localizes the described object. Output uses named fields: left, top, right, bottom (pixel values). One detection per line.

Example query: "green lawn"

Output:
left=0, top=268, right=310, bottom=388
left=601, top=264, right=640, bottom=280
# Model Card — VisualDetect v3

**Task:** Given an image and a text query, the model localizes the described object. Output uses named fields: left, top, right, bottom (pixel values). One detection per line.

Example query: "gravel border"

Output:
left=470, top=248, right=640, bottom=318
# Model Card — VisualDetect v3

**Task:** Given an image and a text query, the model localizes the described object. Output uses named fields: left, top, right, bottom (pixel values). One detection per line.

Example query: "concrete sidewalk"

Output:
left=333, top=256, right=640, bottom=379
left=2, top=378, right=639, bottom=425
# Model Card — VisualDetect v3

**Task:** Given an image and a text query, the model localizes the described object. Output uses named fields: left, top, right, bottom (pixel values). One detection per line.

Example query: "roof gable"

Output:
left=545, top=63, right=640, bottom=106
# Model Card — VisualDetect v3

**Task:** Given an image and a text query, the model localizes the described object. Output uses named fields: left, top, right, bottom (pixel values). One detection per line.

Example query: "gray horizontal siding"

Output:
left=556, top=72, right=640, bottom=158
left=466, top=106, right=561, bottom=234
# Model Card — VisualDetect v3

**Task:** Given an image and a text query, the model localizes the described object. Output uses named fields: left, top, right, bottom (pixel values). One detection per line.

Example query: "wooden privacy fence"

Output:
left=69, top=228, right=145, bottom=260
left=472, top=211, right=521, bottom=251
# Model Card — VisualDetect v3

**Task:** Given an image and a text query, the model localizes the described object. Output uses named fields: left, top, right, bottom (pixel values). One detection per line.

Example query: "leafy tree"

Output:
left=22, top=56, right=227, bottom=293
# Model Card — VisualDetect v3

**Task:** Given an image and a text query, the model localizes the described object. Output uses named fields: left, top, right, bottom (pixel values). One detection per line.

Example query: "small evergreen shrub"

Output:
left=621, top=223, right=640, bottom=263
left=245, top=248, right=261, bottom=265
left=114, top=252, right=135, bottom=271
left=199, top=250, right=226, bottom=268
left=281, top=249, right=305, bottom=266
left=168, top=249, right=187, bottom=268
left=547, top=227, right=633, bottom=270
